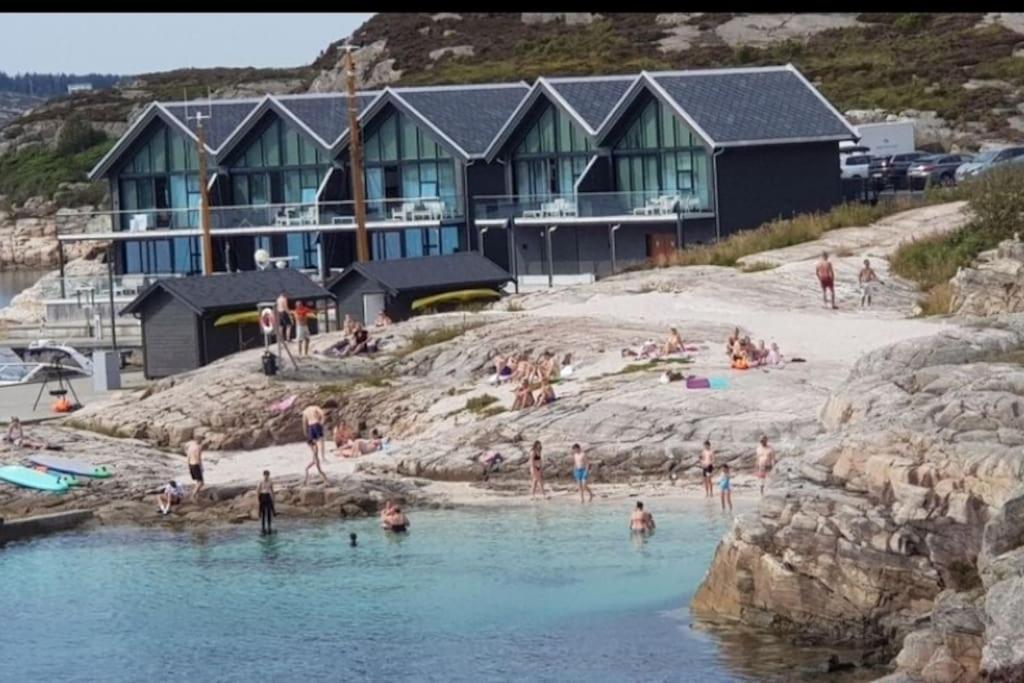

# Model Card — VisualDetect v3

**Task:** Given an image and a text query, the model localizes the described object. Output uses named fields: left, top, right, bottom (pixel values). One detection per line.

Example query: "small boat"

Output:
left=20, top=339, right=93, bottom=375
left=28, top=455, right=113, bottom=479
left=0, top=465, right=71, bottom=492
left=411, top=289, right=502, bottom=314
left=0, top=361, right=89, bottom=387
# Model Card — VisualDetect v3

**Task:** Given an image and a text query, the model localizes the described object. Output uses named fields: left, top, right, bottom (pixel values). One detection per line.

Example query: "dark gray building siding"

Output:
left=140, top=290, right=200, bottom=379
left=715, top=141, right=842, bottom=237
left=465, top=161, right=508, bottom=252
left=199, top=318, right=258, bottom=367
left=332, top=276, right=389, bottom=325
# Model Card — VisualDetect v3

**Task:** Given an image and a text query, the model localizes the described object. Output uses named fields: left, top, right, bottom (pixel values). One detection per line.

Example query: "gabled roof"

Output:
left=162, top=100, right=262, bottom=151
left=482, top=76, right=633, bottom=161
left=121, top=268, right=334, bottom=317
left=88, top=103, right=208, bottom=180
left=277, top=91, right=381, bottom=149
left=326, top=252, right=512, bottom=295
left=597, top=65, right=857, bottom=149
left=391, top=84, right=530, bottom=159
left=212, top=95, right=334, bottom=162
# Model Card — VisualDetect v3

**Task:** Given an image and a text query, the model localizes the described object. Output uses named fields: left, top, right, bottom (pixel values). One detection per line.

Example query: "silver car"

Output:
left=907, top=154, right=974, bottom=188
left=955, top=146, right=1024, bottom=181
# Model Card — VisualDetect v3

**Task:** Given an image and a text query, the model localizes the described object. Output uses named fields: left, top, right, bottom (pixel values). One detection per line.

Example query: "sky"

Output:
left=1, top=13, right=375, bottom=75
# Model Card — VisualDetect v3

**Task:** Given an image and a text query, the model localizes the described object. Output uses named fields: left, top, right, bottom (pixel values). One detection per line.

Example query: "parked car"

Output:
left=869, top=151, right=933, bottom=190
left=840, top=153, right=871, bottom=179
left=955, top=146, right=1024, bottom=182
left=907, top=154, right=974, bottom=189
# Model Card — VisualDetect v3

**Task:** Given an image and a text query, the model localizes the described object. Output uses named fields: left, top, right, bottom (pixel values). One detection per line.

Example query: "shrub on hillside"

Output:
left=56, top=116, right=107, bottom=156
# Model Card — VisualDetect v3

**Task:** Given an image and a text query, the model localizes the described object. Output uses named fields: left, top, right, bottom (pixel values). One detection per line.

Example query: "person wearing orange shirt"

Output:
left=294, top=300, right=314, bottom=356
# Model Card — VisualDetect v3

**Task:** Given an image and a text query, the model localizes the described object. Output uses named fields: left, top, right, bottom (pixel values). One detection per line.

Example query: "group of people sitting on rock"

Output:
left=332, top=420, right=387, bottom=458
left=726, top=328, right=784, bottom=370
left=622, top=327, right=689, bottom=360
left=321, top=315, right=382, bottom=358
left=491, top=350, right=573, bottom=411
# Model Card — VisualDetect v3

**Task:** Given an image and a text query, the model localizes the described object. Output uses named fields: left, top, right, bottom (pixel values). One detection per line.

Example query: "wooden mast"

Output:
left=344, top=47, right=370, bottom=262
left=189, top=109, right=215, bottom=275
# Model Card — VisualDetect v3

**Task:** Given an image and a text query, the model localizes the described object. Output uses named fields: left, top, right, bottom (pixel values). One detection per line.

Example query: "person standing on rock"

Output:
left=756, top=435, right=776, bottom=495
left=529, top=440, right=546, bottom=499
left=294, top=300, right=313, bottom=356
left=816, top=251, right=837, bottom=310
left=257, top=470, right=275, bottom=534
left=719, top=465, right=733, bottom=512
left=276, top=291, right=294, bottom=343
left=186, top=439, right=204, bottom=501
left=302, top=404, right=329, bottom=486
left=571, top=443, right=595, bottom=503
left=700, top=440, right=716, bottom=498
left=858, top=259, right=883, bottom=308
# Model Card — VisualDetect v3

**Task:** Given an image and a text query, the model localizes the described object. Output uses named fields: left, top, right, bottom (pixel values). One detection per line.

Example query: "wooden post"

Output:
left=344, top=47, right=370, bottom=263
left=188, top=109, right=215, bottom=275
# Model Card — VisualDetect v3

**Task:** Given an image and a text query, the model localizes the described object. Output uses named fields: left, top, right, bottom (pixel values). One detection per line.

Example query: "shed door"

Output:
left=362, top=292, right=386, bottom=324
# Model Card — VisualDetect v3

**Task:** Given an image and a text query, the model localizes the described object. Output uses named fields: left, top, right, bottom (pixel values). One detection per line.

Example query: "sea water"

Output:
left=0, top=502, right=872, bottom=682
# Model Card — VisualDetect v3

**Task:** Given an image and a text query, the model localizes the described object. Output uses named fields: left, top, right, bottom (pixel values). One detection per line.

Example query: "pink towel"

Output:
left=268, top=394, right=298, bottom=414
left=686, top=377, right=711, bottom=389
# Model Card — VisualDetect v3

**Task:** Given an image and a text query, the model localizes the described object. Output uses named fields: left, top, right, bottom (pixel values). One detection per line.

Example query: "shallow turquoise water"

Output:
left=3, top=502, right=771, bottom=682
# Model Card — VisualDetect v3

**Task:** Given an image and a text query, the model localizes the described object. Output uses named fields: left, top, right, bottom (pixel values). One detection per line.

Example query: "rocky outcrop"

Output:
left=308, top=40, right=402, bottom=92
left=692, top=318, right=1024, bottom=681
left=0, top=201, right=109, bottom=270
left=0, top=257, right=107, bottom=324
left=951, top=237, right=1024, bottom=317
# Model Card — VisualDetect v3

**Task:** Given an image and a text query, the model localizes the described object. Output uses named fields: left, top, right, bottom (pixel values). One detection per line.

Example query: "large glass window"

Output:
left=360, top=110, right=460, bottom=220
left=116, top=123, right=204, bottom=274
left=612, top=99, right=712, bottom=210
left=511, top=100, right=593, bottom=198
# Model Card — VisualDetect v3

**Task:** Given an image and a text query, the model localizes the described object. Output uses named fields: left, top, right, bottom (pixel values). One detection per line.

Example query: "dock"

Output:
left=0, top=509, right=94, bottom=544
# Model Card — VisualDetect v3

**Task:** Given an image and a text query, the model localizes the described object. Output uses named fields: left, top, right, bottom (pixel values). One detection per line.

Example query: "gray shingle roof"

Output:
left=162, top=101, right=260, bottom=151
left=277, top=93, right=379, bottom=146
left=649, top=69, right=853, bottom=145
left=546, top=78, right=634, bottom=132
left=394, top=85, right=530, bottom=157
left=327, top=252, right=512, bottom=294
left=122, top=268, right=334, bottom=316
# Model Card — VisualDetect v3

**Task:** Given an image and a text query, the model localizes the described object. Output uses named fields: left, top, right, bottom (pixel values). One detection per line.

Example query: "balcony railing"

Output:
left=56, top=196, right=465, bottom=239
left=473, top=190, right=713, bottom=222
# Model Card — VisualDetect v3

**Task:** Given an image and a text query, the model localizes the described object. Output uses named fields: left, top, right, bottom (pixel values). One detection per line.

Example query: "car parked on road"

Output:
left=955, top=146, right=1024, bottom=182
left=841, top=153, right=871, bottom=179
left=869, top=151, right=933, bottom=190
left=907, top=153, right=975, bottom=189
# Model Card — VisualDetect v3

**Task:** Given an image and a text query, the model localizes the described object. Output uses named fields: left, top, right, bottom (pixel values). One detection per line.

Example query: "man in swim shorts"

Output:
left=186, top=439, right=204, bottom=501
left=571, top=443, right=595, bottom=503
left=816, top=251, right=837, bottom=310
left=700, top=440, right=716, bottom=498
left=858, top=259, right=883, bottom=308
left=302, top=404, right=329, bottom=486
left=276, top=291, right=293, bottom=343
left=294, top=300, right=313, bottom=356
left=756, top=435, right=776, bottom=496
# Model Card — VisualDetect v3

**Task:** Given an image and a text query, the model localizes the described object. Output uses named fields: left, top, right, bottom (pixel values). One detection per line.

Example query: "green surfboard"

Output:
left=0, top=465, right=71, bottom=492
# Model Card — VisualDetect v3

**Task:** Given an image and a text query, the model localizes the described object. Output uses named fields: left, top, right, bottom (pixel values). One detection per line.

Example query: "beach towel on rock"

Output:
left=709, top=377, right=730, bottom=390
left=268, top=394, right=298, bottom=414
left=686, top=377, right=711, bottom=389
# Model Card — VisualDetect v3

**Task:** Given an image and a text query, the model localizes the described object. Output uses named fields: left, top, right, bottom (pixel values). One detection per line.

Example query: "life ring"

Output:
left=259, top=308, right=276, bottom=335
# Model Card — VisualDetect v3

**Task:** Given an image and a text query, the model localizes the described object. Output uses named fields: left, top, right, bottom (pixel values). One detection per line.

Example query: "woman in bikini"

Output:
left=663, top=327, right=684, bottom=355
left=529, top=441, right=546, bottom=498
left=512, top=380, right=536, bottom=410
left=536, top=379, right=556, bottom=406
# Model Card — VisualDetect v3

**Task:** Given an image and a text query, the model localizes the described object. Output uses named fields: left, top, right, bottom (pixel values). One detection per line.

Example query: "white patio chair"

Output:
left=424, top=200, right=444, bottom=219
left=392, top=202, right=416, bottom=221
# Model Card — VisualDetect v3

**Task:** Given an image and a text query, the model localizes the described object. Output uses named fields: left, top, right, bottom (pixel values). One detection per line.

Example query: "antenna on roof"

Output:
left=183, top=87, right=188, bottom=122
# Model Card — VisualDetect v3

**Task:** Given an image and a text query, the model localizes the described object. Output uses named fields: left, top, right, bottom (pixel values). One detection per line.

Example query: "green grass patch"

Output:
left=465, top=394, right=499, bottom=413
left=740, top=260, right=779, bottom=273
left=479, top=406, right=507, bottom=418
left=604, top=357, right=693, bottom=377
left=398, top=322, right=486, bottom=357
left=0, top=138, right=113, bottom=205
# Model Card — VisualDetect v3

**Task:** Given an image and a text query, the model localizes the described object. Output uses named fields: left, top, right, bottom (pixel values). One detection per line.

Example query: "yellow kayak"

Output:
left=214, top=310, right=262, bottom=327
left=411, top=289, right=501, bottom=313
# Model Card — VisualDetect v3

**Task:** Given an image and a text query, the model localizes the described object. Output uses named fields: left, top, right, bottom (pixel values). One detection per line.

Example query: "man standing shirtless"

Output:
left=756, top=435, right=776, bottom=495
left=816, top=251, right=837, bottom=310
left=571, top=443, right=594, bottom=503
left=302, top=404, right=329, bottom=485
left=700, top=440, right=716, bottom=498
left=186, top=439, right=204, bottom=501
left=276, top=291, right=293, bottom=343
left=858, top=259, right=883, bottom=308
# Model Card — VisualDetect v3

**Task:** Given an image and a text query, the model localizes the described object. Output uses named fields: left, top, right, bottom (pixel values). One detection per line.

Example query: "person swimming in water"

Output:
left=349, top=532, right=358, bottom=547
left=629, top=501, right=656, bottom=534
left=382, top=506, right=410, bottom=533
